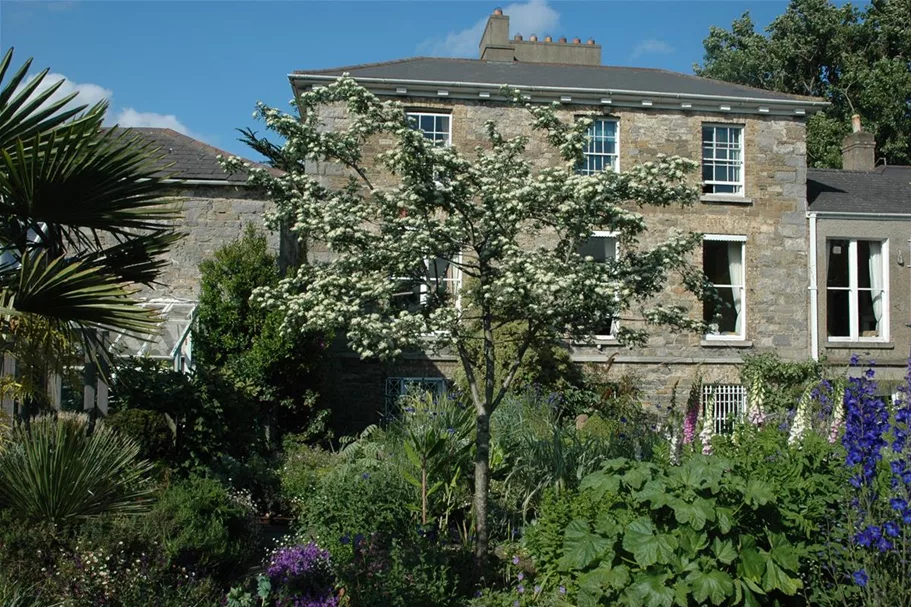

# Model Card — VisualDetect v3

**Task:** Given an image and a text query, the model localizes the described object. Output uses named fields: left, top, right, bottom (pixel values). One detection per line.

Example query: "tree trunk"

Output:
left=473, top=405, right=491, bottom=571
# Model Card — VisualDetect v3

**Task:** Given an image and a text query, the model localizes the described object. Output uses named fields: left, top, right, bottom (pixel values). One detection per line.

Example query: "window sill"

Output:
left=700, top=194, right=753, bottom=206
left=825, top=341, right=894, bottom=350
left=701, top=339, right=753, bottom=348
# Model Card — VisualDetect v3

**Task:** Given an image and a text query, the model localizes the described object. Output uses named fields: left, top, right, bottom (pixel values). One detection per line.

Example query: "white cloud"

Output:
left=418, top=0, right=560, bottom=58
left=631, top=39, right=674, bottom=59
left=15, top=71, right=112, bottom=114
left=13, top=71, right=198, bottom=138
left=111, top=108, right=191, bottom=135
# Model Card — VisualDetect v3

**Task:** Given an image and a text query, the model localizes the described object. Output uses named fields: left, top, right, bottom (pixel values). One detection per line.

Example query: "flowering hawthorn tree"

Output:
left=223, top=76, right=708, bottom=563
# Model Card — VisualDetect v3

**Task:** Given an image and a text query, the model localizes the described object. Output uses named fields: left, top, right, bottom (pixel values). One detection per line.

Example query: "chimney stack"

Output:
left=478, top=9, right=601, bottom=65
left=842, top=114, right=876, bottom=172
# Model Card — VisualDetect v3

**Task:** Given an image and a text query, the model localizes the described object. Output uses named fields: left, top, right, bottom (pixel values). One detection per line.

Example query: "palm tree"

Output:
left=0, top=48, right=181, bottom=404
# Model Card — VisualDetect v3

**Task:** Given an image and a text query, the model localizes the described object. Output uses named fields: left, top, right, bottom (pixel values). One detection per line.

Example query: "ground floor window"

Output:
left=384, top=376, right=448, bottom=418
left=578, top=232, right=618, bottom=337
left=702, top=383, right=746, bottom=434
left=826, top=238, right=888, bottom=341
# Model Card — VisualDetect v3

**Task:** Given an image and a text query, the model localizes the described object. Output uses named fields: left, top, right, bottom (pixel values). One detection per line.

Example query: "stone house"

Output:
left=288, top=9, right=829, bottom=428
left=808, top=118, right=911, bottom=388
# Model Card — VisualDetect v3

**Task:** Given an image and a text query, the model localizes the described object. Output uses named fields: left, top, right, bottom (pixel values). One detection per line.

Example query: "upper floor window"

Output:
left=406, top=112, right=451, bottom=146
left=703, top=235, right=746, bottom=340
left=702, top=125, right=744, bottom=195
left=826, top=238, right=888, bottom=341
left=579, top=119, right=619, bottom=175
left=578, top=232, right=618, bottom=338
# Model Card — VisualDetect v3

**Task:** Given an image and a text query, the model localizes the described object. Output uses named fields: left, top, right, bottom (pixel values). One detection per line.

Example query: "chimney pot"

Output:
left=587, top=38, right=595, bottom=45
left=573, top=37, right=581, bottom=44
left=514, top=34, right=523, bottom=41
left=558, top=36, right=567, bottom=43
left=852, top=114, right=862, bottom=133
left=544, top=35, right=552, bottom=42
left=842, top=115, right=876, bottom=171
left=529, top=34, right=538, bottom=41
left=493, top=7, right=503, bottom=15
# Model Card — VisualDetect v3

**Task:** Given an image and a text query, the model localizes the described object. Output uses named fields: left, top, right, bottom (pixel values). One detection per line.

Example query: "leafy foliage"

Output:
left=695, top=0, right=911, bottom=167
left=147, top=476, right=261, bottom=585
left=0, top=413, right=154, bottom=524
left=740, top=353, right=828, bottom=414
left=531, top=456, right=805, bottom=606
left=194, top=225, right=329, bottom=443
left=105, top=408, right=174, bottom=462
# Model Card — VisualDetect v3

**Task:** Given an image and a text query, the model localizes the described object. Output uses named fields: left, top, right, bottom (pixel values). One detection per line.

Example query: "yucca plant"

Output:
left=0, top=412, right=154, bottom=524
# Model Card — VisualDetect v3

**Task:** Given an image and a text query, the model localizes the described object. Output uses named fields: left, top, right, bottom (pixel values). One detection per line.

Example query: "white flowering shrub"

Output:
left=223, top=77, right=707, bottom=559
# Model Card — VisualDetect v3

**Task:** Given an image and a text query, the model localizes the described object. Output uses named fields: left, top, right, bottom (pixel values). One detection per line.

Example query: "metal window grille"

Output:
left=701, top=384, right=746, bottom=434
left=384, top=377, right=448, bottom=419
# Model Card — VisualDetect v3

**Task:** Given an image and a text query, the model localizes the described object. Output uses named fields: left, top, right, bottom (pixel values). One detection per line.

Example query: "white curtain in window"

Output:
left=727, top=242, right=743, bottom=334
left=868, top=241, right=883, bottom=330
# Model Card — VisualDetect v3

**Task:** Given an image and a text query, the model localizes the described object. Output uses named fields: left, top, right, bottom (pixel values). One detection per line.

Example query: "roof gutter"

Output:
left=810, top=211, right=911, bottom=218
left=162, top=178, right=238, bottom=186
left=288, top=73, right=829, bottom=109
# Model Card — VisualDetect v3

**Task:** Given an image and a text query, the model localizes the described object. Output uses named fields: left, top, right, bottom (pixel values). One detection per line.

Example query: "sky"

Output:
left=1, top=0, right=796, bottom=158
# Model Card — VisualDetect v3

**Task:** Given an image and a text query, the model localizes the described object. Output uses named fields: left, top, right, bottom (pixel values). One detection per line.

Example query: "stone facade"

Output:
left=137, top=184, right=280, bottom=301
left=306, top=95, right=813, bottom=422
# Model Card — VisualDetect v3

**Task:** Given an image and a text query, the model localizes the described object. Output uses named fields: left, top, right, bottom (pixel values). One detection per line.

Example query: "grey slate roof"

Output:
left=108, top=128, right=277, bottom=183
left=295, top=57, right=819, bottom=104
left=808, top=166, right=911, bottom=214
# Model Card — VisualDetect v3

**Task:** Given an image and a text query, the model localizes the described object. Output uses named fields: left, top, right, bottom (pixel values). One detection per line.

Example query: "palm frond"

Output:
left=0, top=122, right=179, bottom=240
left=0, top=49, right=96, bottom=150
left=3, top=250, right=161, bottom=335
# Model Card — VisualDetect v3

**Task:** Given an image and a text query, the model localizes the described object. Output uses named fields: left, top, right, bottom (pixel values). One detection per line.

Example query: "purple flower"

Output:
left=559, top=586, right=567, bottom=595
left=512, top=555, right=520, bottom=565
left=517, top=572, right=524, bottom=581
left=884, top=521, right=900, bottom=538
left=852, top=569, right=868, bottom=587
left=517, top=585, right=525, bottom=594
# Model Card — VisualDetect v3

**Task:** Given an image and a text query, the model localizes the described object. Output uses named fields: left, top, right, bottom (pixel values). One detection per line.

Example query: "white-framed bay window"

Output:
left=406, top=111, right=451, bottom=146
left=703, top=235, right=746, bottom=340
left=826, top=238, right=889, bottom=341
left=578, top=118, right=619, bottom=175
left=702, top=124, right=744, bottom=195
left=578, top=231, right=618, bottom=338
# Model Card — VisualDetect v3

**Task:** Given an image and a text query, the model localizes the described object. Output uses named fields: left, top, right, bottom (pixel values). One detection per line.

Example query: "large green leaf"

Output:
left=763, top=559, right=802, bottom=595
left=581, top=468, right=621, bottom=501
left=671, top=497, right=716, bottom=530
left=622, top=517, right=678, bottom=568
left=627, top=573, right=674, bottom=607
left=560, top=519, right=613, bottom=571
left=712, top=537, right=737, bottom=565
left=686, top=569, right=734, bottom=605
left=742, top=478, right=774, bottom=508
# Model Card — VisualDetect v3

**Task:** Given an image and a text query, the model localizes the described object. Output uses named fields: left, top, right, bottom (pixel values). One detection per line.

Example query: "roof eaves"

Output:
left=288, top=72, right=829, bottom=116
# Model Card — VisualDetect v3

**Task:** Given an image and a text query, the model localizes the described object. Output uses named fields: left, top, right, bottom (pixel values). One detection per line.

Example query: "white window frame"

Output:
left=703, top=234, right=747, bottom=341
left=581, top=230, right=619, bottom=340
left=420, top=253, right=463, bottom=311
left=579, top=118, right=619, bottom=175
left=826, top=238, right=890, bottom=342
left=702, top=124, right=745, bottom=196
left=406, top=111, right=452, bottom=147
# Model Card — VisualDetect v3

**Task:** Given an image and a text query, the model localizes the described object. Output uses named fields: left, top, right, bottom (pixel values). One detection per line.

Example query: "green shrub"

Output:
left=148, top=476, right=261, bottom=584
left=105, top=408, right=174, bottom=462
left=0, top=413, right=154, bottom=524
left=532, top=456, right=806, bottom=606
left=294, top=459, right=415, bottom=554
left=0, top=508, right=63, bottom=589
left=279, top=440, right=337, bottom=516
left=209, top=453, right=284, bottom=516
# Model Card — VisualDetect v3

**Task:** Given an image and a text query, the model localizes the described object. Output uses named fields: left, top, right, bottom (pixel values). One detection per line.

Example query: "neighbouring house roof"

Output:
left=290, top=57, right=826, bottom=115
left=808, top=166, right=911, bottom=215
left=107, top=128, right=279, bottom=184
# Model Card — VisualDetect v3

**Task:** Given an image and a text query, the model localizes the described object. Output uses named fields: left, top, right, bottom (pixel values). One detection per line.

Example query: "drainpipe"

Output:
left=808, top=212, right=819, bottom=361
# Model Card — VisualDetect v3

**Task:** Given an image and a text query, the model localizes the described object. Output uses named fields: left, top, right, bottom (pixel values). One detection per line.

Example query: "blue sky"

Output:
left=2, top=0, right=794, bottom=157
